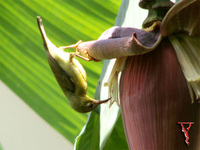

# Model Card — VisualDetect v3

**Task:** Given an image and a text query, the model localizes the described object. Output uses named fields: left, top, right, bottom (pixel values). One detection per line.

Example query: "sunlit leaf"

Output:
left=0, top=0, right=121, bottom=143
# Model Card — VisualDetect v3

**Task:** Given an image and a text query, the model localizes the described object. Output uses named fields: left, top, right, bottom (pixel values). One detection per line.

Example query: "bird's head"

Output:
left=71, top=96, right=111, bottom=113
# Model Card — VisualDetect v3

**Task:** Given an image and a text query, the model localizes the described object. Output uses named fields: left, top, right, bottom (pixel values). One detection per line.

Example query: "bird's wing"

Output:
left=46, top=49, right=76, bottom=93
left=37, top=17, right=76, bottom=93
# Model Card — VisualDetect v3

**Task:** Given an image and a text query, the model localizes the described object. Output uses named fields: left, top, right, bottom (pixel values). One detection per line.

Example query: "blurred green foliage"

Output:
left=0, top=0, right=121, bottom=143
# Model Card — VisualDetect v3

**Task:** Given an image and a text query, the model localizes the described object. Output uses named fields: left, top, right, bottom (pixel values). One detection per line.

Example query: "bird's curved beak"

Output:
left=96, top=97, right=111, bottom=104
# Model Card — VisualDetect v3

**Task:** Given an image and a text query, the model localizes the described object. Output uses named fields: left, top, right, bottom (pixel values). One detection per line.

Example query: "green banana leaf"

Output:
left=0, top=0, right=121, bottom=144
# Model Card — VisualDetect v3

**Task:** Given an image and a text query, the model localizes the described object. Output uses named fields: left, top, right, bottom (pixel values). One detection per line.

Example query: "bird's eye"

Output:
left=88, top=103, right=94, bottom=108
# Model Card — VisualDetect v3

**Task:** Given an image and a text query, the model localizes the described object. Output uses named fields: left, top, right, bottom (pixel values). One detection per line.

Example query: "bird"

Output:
left=37, top=16, right=110, bottom=113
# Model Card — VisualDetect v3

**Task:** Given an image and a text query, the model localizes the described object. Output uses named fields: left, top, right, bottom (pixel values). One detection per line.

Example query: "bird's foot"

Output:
left=70, top=52, right=92, bottom=61
left=59, top=40, right=82, bottom=51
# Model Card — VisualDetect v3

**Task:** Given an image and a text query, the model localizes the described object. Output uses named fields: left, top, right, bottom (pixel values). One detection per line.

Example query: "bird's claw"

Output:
left=59, top=40, right=82, bottom=51
left=58, top=40, right=100, bottom=62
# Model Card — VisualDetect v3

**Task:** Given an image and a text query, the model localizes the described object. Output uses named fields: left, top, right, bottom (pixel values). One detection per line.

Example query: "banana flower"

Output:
left=73, top=0, right=200, bottom=149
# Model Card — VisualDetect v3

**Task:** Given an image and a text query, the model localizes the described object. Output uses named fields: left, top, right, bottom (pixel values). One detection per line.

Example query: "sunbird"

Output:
left=37, top=16, right=110, bottom=113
